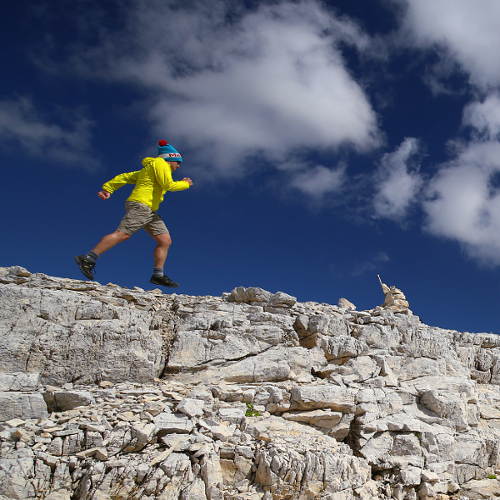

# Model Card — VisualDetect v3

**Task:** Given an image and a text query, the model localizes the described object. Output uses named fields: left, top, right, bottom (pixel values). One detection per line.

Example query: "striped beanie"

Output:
left=157, top=139, right=183, bottom=162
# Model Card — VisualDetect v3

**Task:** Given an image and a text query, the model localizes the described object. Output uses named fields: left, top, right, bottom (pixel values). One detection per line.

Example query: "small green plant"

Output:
left=245, top=402, right=261, bottom=417
left=487, top=474, right=497, bottom=479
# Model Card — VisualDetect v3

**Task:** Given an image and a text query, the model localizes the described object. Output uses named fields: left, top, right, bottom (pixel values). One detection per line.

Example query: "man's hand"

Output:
left=97, top=190, right=111, bottom=200
left=182, top=177, right=193, bottom=186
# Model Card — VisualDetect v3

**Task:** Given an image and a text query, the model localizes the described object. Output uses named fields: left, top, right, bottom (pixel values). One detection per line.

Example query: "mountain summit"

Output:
left=0, top=266, right=499, bottom=499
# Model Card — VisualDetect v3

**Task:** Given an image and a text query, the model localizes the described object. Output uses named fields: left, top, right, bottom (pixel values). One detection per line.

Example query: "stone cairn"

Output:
left=378, top=275, right=411, bottom=313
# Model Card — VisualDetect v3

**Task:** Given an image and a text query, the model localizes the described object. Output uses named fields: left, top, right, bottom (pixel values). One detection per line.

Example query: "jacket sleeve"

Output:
left=102, top=171, right=140, bottom=194
left=152, top=158, right=190, bottom=192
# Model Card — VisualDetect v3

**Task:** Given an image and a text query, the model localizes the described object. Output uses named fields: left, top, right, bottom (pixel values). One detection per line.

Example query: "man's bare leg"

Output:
left=152, top=233, right=172, bottom=269
left=150, top=233, right=178, bottom=287
left=92, top=230, right=131, bottom=255
left=76, top=230, right=131, bottom=280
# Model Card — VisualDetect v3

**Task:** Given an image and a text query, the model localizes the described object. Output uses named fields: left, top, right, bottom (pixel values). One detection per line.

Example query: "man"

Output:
left=75, top=139, right=193, bottom=287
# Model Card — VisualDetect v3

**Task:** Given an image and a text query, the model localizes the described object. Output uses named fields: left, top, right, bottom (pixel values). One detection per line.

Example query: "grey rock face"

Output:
left=0, top=392, right=48, bottom=421
left=255, top=434, right=370, bottom=498
left=1, top=265, right=500, bottom=500
left=0, top=373, right=40, bottom=392
left=0, top=266, right=172, bottom=385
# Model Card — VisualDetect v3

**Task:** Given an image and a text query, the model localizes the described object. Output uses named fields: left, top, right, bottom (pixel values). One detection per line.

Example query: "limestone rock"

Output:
left=43, top=390, right=95, bottom=411
left=123, top=422, right=157, bottom=452
left=380, top=281, right=410, bottom=312
left=461, top=478, right=500, bottom=499
left=290, top=385, right=357, bottom=413
left=227, top=286, right=272, bottom=303
left=1, top=266, right=500, bottom=500
left=0, top=372, right=40, bottom=392
left=255, top=434, right=370, bottom=498
left=338, top=297, right=356, bottom=310
left=282, top=409, right=343, bottom=428
left=154, top=412, right=194, bottom=434
left=420, top=390, right=469, bottom=430
left=0, top=392, right=48, bottom=421
left=0, top=273, right=168, bottom=385
left=246, top=415, right=327, bottom=442
left=176, top=397, right=205, bottom=417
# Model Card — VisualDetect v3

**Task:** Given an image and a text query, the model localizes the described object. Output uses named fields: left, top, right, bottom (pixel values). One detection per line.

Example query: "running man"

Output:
left=75, top=139, right=192, bottom=287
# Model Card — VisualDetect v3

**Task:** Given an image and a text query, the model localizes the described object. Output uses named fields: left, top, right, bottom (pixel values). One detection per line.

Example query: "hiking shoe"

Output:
left=150, top=274, right=179, bottom=287
left=74, top=255, right=95, bottom=280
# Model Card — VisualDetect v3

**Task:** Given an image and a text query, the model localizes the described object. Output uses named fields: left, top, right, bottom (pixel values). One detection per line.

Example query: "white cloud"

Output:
left=0, top=97, right=97, bottom=169
left=423, top=141, right=500, bottom=264
left=421, top=94, right=500, bottom=265
left=463, top=94, right=500, bottom=140
left=398, top=0, right=500, bottom=89
left=393, top=1, right=500, bottom=265
left=290, top=164, right=345, bottom=198
left=67, top=0, right=381, bottom=178
left=373, top=137, right=423, bottom=220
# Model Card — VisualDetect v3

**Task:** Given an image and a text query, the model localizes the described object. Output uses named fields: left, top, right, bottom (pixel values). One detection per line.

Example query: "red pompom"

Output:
left=158, top=139, right=168, bottom=146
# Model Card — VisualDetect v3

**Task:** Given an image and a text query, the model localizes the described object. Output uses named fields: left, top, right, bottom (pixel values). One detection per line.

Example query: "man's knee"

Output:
left=155, top=233, right=172, bottom=247
left=115, top=230, right=131, bottom=241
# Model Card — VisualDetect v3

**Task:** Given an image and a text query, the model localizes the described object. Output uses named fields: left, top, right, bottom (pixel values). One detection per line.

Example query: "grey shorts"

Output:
left=117, top=201, right=170, bottom=236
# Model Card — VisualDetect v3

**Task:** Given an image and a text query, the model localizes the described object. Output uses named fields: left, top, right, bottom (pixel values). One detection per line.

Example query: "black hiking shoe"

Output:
left=74, top=255, right=96, bottom=280
left=150, top=274, right=179, bottom=287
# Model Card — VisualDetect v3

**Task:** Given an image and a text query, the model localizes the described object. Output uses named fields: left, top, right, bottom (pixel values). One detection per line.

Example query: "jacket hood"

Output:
left=142, top=157, right=157, bottom=168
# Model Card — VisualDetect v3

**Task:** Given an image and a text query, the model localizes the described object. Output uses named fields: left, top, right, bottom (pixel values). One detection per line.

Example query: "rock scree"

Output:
left=0, top=265, right=500, bottom=499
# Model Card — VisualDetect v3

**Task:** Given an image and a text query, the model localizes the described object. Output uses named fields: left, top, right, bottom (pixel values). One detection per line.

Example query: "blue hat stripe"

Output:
left=157, top=144, right=183, bottom=162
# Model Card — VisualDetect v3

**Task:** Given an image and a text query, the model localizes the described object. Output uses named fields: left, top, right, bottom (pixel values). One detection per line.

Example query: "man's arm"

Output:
left=100, top=171, right=140, bottom=198
left=152, top=158, right=191, bottom=191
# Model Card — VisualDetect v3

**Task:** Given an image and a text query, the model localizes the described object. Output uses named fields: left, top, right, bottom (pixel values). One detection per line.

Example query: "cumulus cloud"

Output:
left=392, top=1, right=500, bottom=265
left=423, top=141, right=500, bottom=265
left=0, top=97, right=97, bottom=169
left=420, top=93, right=500, bottom=265
left=373, top=138, right=423, bottom=220
left=397, top=0, right=500, bottom=90
left=289, top=164, right=345, bottom=198
left=65, top=0, right=381, bottom=178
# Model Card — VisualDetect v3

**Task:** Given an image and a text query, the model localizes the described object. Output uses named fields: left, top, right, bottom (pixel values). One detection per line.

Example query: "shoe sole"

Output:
left=149, top=279, right=179, bottom=288
left=74, top=256, right=94, bottom=280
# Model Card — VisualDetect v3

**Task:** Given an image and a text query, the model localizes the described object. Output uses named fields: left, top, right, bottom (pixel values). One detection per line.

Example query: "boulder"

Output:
left=43, top=390, right=95, bottom=411
left=154, top=412, right=194, bottom=434
left=0, top=392, right=48, bottom=421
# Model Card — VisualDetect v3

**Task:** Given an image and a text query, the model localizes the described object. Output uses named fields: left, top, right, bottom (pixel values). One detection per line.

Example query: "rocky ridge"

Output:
left=0, top=265, right=500, bottom=499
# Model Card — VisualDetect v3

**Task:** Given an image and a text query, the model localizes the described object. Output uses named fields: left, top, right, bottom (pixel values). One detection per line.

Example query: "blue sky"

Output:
left=2, top=0, right=500, bottom=333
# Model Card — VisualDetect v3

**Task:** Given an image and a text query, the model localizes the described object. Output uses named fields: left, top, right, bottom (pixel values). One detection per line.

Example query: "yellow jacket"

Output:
left=102, top=157, right=190, bottom=211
